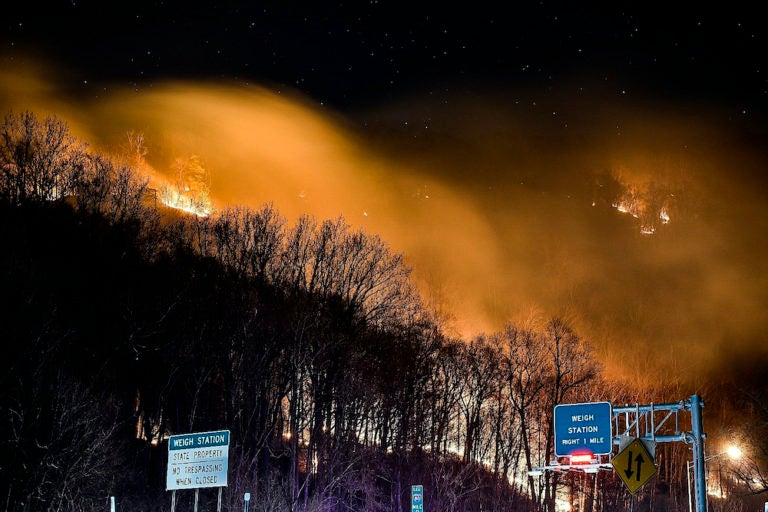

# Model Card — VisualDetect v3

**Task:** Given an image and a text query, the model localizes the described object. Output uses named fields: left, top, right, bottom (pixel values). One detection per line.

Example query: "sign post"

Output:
left=554, top=402, right=613, bottom=458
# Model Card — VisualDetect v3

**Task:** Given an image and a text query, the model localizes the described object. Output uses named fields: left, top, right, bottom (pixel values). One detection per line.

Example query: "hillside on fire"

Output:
left=2, top=111, right=767, bottom=512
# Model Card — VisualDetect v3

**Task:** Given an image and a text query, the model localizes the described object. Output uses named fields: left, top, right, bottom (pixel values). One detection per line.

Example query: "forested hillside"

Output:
left=1, top=111, right=760, bottom=512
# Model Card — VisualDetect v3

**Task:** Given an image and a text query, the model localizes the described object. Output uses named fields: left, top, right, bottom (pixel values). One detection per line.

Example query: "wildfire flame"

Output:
left=612, top=196, right=642, bottom=219
left=157, top=155, right=213, bottom=217
left=159, top=185, right=213, bottom=217
left=611, top=187, right=672, bottom=236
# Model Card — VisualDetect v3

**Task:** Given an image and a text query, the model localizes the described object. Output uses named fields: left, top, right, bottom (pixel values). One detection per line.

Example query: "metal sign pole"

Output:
left=170, top=490, right=177, bottom=512
left=194, top=488, right=199, bottom=512
left=687, top=461, right=693, bottom=512
left=690, top=394, right=706, bottom=512
left=217, top=487, right=222, bottom=512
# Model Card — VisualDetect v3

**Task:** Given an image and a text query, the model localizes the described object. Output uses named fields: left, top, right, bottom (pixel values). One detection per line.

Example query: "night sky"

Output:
left=3, top=2, right=766, bottom=111
left=2, top=2, right=767, bottom=388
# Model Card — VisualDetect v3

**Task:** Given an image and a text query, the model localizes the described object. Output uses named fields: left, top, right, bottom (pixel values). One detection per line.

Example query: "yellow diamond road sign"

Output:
left=611, top=437, right=657, bottom=494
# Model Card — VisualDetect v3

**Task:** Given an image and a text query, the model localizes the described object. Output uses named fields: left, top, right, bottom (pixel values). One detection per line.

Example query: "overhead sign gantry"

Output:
left=531, top=395, right=707, bottom=512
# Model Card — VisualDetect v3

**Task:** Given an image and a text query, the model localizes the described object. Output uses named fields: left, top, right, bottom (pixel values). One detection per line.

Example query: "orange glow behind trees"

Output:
left=2, top=60, right=768, bottom=387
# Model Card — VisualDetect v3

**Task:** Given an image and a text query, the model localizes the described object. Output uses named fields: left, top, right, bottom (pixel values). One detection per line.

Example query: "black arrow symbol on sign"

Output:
left=623, top=449, right=649, bottom=482
left=634, top=453, right=645, bottom=482
left=623, top=451, right=634, bottom=479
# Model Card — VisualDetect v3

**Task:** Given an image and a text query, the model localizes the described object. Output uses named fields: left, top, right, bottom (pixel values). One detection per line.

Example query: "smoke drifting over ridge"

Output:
left=3, top=61, right=767, bottom=387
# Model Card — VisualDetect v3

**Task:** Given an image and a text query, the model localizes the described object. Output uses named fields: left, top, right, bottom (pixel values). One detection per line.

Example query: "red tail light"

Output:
left=571, top=453, right=593, bottom=464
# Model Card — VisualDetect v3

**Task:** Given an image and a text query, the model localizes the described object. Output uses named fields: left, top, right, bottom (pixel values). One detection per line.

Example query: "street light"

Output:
left=687, top=445, right=742, bottom=512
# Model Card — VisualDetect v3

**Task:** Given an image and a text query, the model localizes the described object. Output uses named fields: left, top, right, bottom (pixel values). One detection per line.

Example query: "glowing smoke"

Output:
left=2, top=59, right=767, bottom=386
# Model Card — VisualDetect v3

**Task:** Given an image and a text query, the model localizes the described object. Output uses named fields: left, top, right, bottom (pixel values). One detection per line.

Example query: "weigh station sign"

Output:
left=166, top=430, right=230, bottom=490
left=554, top=402, right=612, bottom=457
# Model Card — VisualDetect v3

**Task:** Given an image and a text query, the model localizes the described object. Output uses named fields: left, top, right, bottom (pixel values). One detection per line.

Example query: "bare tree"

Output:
left=0, top=111, right=86, bottom=205
left=73, top=153, right=150, bottom=224
left=540, top=318, right=599, bottom=512
left=456, top=336, right=502, bottom=465
left=124, top=130, right=148, bottom=167
left=279, top=214, right=317, bottom=291
left=504, top=324, right=549, bottom=507
left=4, top=371, right=124, bottom=512
left=425, top=340, right=464, bottom=455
